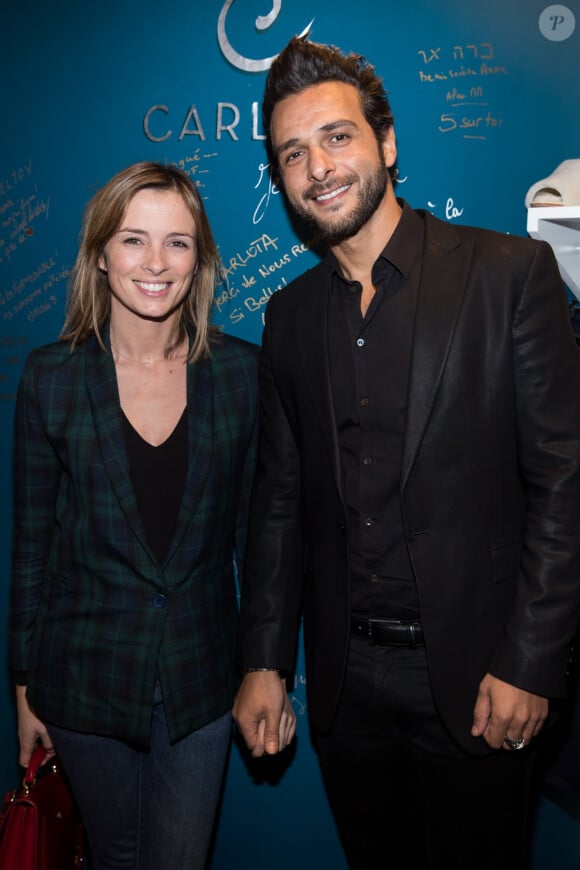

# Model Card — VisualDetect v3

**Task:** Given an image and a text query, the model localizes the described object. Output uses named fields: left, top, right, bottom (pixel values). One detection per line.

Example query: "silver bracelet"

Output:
left=241, top=667, right=279, bottom=673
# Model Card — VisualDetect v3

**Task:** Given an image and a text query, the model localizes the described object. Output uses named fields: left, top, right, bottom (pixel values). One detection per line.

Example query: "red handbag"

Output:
left=0, top=745, right=84, bottom=869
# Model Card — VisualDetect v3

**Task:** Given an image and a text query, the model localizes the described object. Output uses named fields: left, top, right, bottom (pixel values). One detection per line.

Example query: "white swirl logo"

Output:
left=218, top=0, right=314, bottom=72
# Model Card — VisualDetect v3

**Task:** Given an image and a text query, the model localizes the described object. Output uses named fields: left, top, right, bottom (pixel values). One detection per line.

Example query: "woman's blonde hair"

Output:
left=61, top=161, right=222, bottom=361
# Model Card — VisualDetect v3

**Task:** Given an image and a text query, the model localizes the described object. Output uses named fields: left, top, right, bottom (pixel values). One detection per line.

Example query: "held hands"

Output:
left=15, top=685, right=55, bottom=768
left=232, top=671, right=296, bottom=757
left=471, top=672, right=548, bottom=751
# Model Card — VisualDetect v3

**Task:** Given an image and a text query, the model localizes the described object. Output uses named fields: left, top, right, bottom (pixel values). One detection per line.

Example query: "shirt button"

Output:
left=370, top=573, right=378, bottom=582
left=356, top=338, right=365, bottom=347
left=364, top=517, right=373, bottom=527
left=362, top=456, right=372, bottom=465
left=152, top=594, right=167, bottom=608
left=360, top=397, right=369, bottom=407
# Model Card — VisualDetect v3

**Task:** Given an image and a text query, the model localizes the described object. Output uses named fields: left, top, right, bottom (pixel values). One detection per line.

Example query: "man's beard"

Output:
left=290, top=155, right=390, bottom=245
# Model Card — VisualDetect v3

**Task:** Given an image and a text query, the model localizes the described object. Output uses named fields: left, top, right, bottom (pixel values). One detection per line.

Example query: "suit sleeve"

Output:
left=490, top=240, right=580, bottom=696
left=9, top=352, right=61, bottom=677
left=237, top=300, right=304, bottom=672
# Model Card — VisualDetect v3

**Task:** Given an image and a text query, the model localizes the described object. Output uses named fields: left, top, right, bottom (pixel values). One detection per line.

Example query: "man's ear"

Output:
left=382, top=126, right=397, bottom=169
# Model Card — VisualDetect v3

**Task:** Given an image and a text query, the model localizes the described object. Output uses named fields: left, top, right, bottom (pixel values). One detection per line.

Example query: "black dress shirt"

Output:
left=328, top=202, right=424, bottom=620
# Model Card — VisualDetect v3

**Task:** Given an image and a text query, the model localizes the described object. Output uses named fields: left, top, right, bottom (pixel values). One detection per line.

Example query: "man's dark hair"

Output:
left=263, top=36, right=394, bottom=173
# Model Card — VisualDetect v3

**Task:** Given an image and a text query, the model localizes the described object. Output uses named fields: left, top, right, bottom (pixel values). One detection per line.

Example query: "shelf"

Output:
left=527, top=206, right=580, bottom=300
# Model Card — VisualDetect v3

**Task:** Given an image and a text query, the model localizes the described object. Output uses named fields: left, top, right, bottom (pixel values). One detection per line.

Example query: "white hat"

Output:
left=525, top=159, right=580, bottom=207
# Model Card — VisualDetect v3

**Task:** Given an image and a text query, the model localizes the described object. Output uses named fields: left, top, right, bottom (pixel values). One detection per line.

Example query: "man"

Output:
left=233, top=36, right=580, bottom=869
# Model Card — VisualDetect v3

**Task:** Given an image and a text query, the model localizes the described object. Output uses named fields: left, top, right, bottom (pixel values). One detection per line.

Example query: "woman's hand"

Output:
left=15, top=685, right=55, bottom=767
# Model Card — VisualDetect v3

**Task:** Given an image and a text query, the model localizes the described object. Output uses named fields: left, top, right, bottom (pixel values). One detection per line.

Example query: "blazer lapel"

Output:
left=85, top=331, right=214, bottom=569
left=163, top=353, right=213, bottom=566
left=84, top=334, right=149, bottom=548
left=401, top=215, right=474, bottom=491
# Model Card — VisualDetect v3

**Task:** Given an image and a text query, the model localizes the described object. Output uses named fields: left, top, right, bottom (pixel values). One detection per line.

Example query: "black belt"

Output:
left=351, top=616, right=425, bottom=647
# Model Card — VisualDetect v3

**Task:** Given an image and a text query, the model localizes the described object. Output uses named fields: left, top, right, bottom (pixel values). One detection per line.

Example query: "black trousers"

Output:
left=313, top=634, right=537, bottom=870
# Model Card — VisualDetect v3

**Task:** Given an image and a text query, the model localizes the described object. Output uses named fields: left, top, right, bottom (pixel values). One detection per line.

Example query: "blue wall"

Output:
left=2, top=1, right=580, bottom=865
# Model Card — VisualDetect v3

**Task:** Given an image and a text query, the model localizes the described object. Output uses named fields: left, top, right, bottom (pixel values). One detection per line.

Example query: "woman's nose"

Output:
left=142, top=246, right=167, bottom=273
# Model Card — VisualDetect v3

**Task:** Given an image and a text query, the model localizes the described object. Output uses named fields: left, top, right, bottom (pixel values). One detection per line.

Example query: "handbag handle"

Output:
left=22, top=744, right=50, bottom=790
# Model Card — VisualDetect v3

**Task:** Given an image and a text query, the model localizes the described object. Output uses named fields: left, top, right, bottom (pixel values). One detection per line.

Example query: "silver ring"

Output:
left=503, top=735, right=526, bottom=751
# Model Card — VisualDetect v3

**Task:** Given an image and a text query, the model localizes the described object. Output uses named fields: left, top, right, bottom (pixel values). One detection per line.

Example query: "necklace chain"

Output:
left=111, top=346, right=188, bottom=367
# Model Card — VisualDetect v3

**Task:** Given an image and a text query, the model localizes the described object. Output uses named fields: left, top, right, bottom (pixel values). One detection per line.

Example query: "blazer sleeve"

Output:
left=9, top=351, right=62, bottom=678
left=233, top=376, right=259, bottom=590
left=490, top=239, right=580, bottom=695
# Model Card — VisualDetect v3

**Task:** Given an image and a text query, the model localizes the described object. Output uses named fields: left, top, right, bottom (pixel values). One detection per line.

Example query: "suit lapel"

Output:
left=401, top=214, right=474, bottom=490
left=296, top=271, right=343, bottom=489
left=293, top=213, right=473, bottom=496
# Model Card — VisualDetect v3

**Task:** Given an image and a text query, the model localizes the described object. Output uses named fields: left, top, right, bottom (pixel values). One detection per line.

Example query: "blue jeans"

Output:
left=48, top=688, right=231, bottom=870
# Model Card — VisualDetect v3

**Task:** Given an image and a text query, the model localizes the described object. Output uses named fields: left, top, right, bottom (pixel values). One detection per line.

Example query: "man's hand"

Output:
left=471, top=673, right=548, bottom=750
left=233, top=671, right=296, bottom=757
left=15, top=685, right=55, bottom=767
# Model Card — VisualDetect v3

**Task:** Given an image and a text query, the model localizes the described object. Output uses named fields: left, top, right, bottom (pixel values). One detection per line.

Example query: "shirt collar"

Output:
left=327, top=199, right=422, bottom=287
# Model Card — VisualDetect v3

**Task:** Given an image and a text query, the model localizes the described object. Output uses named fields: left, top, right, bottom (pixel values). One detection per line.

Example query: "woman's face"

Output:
left=99, top=188, right=198, bottom=324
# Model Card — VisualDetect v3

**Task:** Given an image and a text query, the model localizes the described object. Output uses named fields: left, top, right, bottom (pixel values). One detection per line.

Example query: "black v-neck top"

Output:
left=122, top=407, right=188, bottom=564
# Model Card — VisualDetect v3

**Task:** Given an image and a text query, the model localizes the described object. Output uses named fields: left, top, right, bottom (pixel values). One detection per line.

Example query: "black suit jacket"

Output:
left=239, top=208, right=580, bottom=754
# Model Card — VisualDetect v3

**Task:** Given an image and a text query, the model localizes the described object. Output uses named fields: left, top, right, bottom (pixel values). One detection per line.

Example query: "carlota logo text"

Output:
left=143, top=0, right=313, bottom=143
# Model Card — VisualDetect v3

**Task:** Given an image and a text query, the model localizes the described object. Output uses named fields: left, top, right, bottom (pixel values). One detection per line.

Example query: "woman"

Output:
left=9, top=161, right=259, bottom=869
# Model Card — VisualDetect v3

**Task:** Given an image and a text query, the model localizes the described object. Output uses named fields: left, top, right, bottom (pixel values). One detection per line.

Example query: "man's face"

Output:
left=270, top=81, right=396, bottom=243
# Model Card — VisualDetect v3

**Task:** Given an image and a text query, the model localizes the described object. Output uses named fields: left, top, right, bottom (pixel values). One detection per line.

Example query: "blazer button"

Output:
left=152, top=593, right=167, bottom=608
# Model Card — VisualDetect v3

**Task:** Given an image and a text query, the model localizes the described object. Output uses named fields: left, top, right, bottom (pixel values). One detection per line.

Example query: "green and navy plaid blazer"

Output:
left=10, top=328, right=259, bottom=747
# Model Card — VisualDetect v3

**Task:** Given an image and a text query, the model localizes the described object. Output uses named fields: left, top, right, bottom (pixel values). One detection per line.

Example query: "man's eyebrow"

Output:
left=275, top=119, right=358, bottom=157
